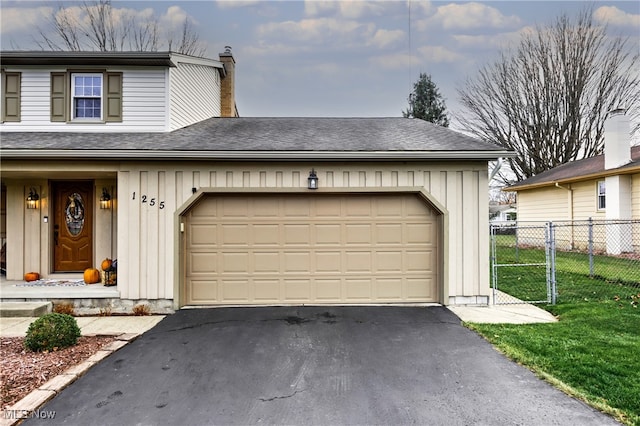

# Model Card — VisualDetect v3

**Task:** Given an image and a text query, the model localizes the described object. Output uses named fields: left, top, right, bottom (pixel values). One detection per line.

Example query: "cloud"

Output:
left=452, top=26, right=532, bottom=51
left=369, top=29, right=405, bottom=48
left=216, top=0, right=262, bottom=9
left=369, top=52, right=421, bottom=70
left=593, top=6, right=640, bottom=28
left=417, top=45, right=463, bottom=63
left=257, top=17, right=375, bottom=45
left=305, top=0, right=390, bottom=19
left=417, top=2, right=521, bottom=31
left=0, top=6, right=52, bottom=35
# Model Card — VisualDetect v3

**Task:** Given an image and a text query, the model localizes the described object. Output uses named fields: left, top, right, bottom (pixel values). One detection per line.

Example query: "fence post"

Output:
left=490, top=224, right=497, bottom=305
left=545, top=221, right=557, bottom=305
left=588, top=217, right=594, bottom=277
left=515, top=221, right=519, bottom=262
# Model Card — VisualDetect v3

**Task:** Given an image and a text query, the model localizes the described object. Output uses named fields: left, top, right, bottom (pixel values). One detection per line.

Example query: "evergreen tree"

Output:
left=403, top=72, right=449, bottom=127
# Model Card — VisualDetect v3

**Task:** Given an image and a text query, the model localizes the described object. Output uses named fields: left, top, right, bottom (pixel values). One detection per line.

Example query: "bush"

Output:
left=24, top=313, right=81, bottom=352
left=53, top=302, right=75, bottom=316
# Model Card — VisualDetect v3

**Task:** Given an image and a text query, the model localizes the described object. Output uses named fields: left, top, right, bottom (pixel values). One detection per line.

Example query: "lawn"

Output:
left=481, top=235, right=640, bottom=425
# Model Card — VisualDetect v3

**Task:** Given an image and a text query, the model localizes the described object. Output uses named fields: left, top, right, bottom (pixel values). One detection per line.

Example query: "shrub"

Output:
left=24, top=313, right=81, bottom=352
left=53, top=302, right=75, bottom=316
left=132, top=304, right=151, bottom=316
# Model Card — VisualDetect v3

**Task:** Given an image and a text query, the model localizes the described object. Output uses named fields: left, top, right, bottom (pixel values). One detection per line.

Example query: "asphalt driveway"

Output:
left=30, top=307, right=616, bottom=425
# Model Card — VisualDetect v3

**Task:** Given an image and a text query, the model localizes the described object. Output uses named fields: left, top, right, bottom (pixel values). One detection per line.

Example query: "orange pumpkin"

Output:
left=101, top=258, right=113, bottom=271
left=83, top=268, right=101, bottom=284
left=24, top=272, right=40, bottom=282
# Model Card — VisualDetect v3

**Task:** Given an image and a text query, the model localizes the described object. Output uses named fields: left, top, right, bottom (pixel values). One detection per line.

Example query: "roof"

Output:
left=0, top=117, right=513, bottom=161
left=507, top=145, right=640, bottom=191
left=0, top=51, right=223, bottom=69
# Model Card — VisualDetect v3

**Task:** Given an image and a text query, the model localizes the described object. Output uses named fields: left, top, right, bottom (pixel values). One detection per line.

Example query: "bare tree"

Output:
left=34, top=0, right=206, bottom=55
left=458, top=7, right=640, bottom=183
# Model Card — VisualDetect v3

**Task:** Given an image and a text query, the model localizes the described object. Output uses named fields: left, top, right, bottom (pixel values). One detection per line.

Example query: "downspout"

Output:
left=555, top=182, right=574, bottom=249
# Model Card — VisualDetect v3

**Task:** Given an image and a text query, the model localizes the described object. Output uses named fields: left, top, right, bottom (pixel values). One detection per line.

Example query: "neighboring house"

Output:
left=506, top=112, right=639, bottom=254
left=489, top=204, right=517, bottom=224
left=0, top=50, right=512, bottom=310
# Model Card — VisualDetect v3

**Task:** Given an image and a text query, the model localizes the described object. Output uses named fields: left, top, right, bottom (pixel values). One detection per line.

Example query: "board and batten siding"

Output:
left=0, top=69, right=168, bottom=132
left=117, top=162, right=490, bottom=305
left=169, top=63, right=221, bottom=130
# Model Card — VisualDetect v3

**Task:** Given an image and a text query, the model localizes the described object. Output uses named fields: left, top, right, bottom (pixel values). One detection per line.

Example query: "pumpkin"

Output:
left=101, top=258, right=113, bottom=271
left=83, top=268, right=101, bottom=284
left=24, top=272, right=40, bottom=282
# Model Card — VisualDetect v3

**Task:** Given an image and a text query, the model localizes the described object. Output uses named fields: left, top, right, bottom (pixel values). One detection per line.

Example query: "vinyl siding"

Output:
left=516, top=186, right=569, bottom=222
left=571, top=180, right=606, bottom=220
left=169, top=62, right=221, bottom=131
left=0, top=69, right=167, bottom=132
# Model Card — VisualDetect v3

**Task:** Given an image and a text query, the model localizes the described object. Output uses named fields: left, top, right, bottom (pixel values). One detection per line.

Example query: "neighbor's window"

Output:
left=71, top=73, right=102, bottom=120
left=597, top=181, right=606, bottom=210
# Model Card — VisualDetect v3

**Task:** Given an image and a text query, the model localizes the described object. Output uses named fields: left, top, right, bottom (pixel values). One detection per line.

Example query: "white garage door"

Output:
left=183, top=193, right=438, bottom=305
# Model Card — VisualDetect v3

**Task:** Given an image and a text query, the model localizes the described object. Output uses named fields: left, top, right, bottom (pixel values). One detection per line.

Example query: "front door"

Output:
left=53, top=181, right=93, bottom=272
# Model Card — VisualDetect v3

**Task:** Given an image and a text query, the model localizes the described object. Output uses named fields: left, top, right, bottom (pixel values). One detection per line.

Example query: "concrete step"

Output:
left=0, top=302, right=52, bottom=317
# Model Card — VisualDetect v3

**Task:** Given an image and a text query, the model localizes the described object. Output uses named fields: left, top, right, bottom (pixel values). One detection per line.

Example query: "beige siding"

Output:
left=3, top=160, right=490, bottom=305
left=633, top=174, right=640, bottom=251
left=517, top=186, right=569, bottom=222
left=169, top=63, right=221, bottom=130
left=571, top=180, right=606, bottom=221
left=0, top=69, right=167, bottom=132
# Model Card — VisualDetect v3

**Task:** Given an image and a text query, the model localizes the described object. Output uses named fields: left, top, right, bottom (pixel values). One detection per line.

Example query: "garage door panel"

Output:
left=221, top=252, right=250, bottom=273
left=185, top=194, right=438, bottom=305
left=315, top=279, right=342, bottom=300
left=316, top=224, right=341, bottom=244
left=189, top=252, right=217, bottom=274
left=284, top=280, right=311, bottom=300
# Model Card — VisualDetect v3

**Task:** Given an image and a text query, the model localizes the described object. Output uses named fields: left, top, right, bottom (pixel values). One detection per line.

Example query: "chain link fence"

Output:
left=491, top=220, right=640, bottom=305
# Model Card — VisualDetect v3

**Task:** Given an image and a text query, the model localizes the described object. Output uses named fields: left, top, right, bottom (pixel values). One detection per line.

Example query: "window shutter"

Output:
left=105, top=72, right=122, bottom=122
left=50, top=72, right=68, bottom=122
left=2, top=72, right=21, bottom=122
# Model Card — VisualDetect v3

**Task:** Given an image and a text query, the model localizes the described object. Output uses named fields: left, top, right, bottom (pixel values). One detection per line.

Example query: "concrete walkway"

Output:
left=0, top=303, right=555, bottom=338
left=0, top=315, right=165, bottom=337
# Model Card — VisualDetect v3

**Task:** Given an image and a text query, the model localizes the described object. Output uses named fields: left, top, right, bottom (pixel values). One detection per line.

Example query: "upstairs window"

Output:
left=50, top=71, right=122, bottom=123
left=597, top=181, right=606, bottom=210
left=72, top=74, right=102, bottom=120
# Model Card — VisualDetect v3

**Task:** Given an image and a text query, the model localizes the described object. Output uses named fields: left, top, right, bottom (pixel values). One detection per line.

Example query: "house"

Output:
left=506, top=111, right=639, bottom=254
left=0, top=50, right=512, bottom=311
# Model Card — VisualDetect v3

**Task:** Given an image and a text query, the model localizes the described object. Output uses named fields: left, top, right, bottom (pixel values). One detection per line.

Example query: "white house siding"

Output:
left=0, top=69, right=167, bottom=133
left=633, top=173, right=640, bottom=251
left=117, top=162, right=490, bottom=306
left=169, top=63, right=221, bottom=131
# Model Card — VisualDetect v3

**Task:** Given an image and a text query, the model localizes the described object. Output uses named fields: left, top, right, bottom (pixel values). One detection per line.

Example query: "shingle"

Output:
left=0, top=117, right=506, bottom=154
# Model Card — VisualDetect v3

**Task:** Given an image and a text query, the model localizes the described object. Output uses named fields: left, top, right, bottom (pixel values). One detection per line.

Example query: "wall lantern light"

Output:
left=100, top=188, right=112, bottom=209
left=307, top=169, right=319, bottom=190
left=26, top=188, right=40, bottom=209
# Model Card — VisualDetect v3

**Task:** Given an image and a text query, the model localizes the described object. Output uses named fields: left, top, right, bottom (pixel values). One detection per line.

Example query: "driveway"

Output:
left=29, top=307, right=615, bottom=425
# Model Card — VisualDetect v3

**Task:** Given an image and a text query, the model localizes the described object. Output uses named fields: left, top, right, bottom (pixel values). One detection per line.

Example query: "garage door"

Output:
left=183, top=193, right=438, bottom=305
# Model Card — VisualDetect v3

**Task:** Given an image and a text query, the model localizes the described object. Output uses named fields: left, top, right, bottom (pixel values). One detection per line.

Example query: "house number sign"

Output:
left=132, top=192, right=165, bottom=209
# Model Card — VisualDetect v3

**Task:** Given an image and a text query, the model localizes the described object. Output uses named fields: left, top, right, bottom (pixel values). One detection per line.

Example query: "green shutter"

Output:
left=2, top=72, right=21, bottom=122
left=50, top=72, right=68, bottom=122
left=105, top=72, right=122, bottom=122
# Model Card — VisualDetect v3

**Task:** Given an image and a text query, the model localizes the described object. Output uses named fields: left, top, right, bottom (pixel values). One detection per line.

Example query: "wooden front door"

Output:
left=53, top=181, right=93, bottom=272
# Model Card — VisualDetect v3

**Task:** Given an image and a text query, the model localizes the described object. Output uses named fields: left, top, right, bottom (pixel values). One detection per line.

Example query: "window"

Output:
left=597, top=181, right=606, bottom=210
left=72, top=73, right=102, bottom=119
left=50, top=71, right=122, bottom=123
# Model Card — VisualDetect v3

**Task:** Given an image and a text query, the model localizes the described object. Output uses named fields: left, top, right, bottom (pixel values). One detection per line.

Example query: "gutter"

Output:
left=0, top=149, right=516, bottom=161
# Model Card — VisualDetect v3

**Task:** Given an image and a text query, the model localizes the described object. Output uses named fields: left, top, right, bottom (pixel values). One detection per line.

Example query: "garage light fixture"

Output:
left=26, top=188, right=40, bottom=209
left=100, top=188, right=112, bottom=209
left=308, top=169, right=318, bottom=190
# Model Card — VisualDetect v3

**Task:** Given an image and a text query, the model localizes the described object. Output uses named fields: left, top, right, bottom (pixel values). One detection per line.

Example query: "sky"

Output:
left=1, top=0, right=639, bottom=129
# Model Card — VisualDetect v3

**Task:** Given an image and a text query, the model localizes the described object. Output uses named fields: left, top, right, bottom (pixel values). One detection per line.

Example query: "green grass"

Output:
left=468, top=300, right=640, bottom=425
left=485, top=237, right=640, bottom=424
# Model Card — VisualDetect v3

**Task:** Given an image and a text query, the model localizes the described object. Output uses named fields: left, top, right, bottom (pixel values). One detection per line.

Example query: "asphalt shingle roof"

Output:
left=508, top=145, right=640, bottom=190
left=0, top=117, right=509, bottom=159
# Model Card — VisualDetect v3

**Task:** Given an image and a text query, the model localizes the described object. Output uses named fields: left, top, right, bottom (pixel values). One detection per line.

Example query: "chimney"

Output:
left=219, top=46, right=238, bottom=117
left=604, top=109, right=631, bottom=170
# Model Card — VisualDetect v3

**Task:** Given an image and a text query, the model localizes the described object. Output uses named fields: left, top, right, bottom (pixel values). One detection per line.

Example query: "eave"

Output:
left=0, top=149, right=515, bottom=161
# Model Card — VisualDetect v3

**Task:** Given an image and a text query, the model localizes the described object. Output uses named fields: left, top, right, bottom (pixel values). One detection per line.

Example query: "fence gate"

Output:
left=491, top=220, right=640, bottom=305
left=490, top=223, right=554, bottom=304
